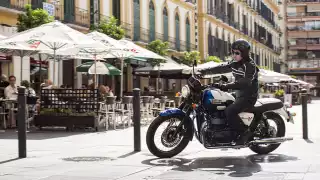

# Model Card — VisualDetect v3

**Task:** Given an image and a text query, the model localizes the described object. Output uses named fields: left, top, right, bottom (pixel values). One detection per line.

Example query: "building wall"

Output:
left=199, top=0, right=282, bottom=69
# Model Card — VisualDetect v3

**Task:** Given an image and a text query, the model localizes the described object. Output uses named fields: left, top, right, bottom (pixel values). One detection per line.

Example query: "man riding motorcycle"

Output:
left=199, top=39, right=259, bottom=145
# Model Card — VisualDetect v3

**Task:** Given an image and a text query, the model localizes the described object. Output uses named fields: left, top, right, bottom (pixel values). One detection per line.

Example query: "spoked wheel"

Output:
left=146, top=115, right=192, bottom=158
left=249, top=112, right=286, bottom=155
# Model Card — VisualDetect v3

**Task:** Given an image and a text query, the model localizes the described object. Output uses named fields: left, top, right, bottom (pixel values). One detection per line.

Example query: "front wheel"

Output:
left=146, top=115, right=192, bottom=158
left=249, top=112, right=286, bottom=155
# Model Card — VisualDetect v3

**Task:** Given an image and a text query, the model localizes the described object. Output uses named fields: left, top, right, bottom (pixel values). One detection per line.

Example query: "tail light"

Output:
left=284, top=102, right=292, bottom=108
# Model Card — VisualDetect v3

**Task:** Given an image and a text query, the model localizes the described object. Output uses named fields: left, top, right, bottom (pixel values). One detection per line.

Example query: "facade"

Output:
left=0, top=0, right=196, bottom=91
left=0, top=0, right=284, bottom=91
left=198, top=0, right=283, bottom=72
left=286, top=0, right=320, bottom=85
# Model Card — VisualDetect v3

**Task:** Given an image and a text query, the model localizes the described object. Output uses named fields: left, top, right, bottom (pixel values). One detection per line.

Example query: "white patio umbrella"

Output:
left=0, top=41, right=39, bottom=83
left=0, top=21, right=108, bottom=85
left=87, top=32, right=166, bottom=97
left=117, top=39, right=167, bottom=95
left=259, top=69, right=292, bottom=83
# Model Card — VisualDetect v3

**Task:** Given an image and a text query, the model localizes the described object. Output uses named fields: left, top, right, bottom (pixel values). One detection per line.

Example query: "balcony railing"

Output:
left=53, top=5, right=90, bottom=28
left=288, top=0, right=320, bottom=3
left=207, top=9, right=239, bottom=29
left=288, top=25, right=320, bottom=31
left=288, top=59, right=320, bottom=69
left=288, top=54, right=320, bottom=59
left=287, top=12, right=320, bottom=17
left=0, top=0, right=31, bottom=12
left=131, top=27, right=195, bottom=51
left=241, top=26, right=249, bottom=35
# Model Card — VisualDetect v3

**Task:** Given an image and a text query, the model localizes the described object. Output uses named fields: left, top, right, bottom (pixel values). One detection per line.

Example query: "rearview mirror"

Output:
left=220, top=75, right=228, bottom=83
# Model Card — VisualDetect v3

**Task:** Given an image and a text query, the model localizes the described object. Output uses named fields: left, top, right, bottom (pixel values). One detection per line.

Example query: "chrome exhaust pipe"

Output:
left=250, top=137, right=293, bottom=145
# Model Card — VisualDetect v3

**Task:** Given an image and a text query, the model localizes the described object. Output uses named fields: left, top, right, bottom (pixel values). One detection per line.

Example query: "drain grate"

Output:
left=62, top=156, right=115, bottom=162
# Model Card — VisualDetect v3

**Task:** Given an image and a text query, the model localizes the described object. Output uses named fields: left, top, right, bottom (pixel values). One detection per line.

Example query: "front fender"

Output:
left=159, top=108, right=194, bottom=141
left=159, top=108, right=186, bottom=117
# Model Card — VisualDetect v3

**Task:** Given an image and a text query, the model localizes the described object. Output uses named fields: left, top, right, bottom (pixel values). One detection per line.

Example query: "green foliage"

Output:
left=93, top=16, right=125, bottom=40
left=206, top=56, right=222, bottom=63
left=274, top=89, right=285, bottom=97
left=146, top=39, right=169, bottom=66
left=290, top=75, right=297, bottom=79
left=257, top=66, right=272, bottom=70
left=179, top=51, right=201, bottom=66
left=16, top=4, right=54, bottom=32
left=40, top=108, right=96, bottom=116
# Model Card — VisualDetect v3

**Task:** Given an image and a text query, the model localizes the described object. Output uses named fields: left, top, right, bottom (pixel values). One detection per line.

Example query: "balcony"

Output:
left=120, top=22, right=132, bottom=39
left=288, top=38, right=320, bottom=50
left=287, top=12, right=320, bottom=19
left=53, top=5, right=90, bottom=29
left=0, top=0, right=31, bottom=13
left=241, top=26, right=249, bottom=35
left=288, top=0, right=320, bottom=4
left=288, top=26, right=320, bottom=38
left=132, top=27, right=196, bottom=52
left=207, top=9, right=239, bottom=29
left=288, top=59, right=320, bottom=70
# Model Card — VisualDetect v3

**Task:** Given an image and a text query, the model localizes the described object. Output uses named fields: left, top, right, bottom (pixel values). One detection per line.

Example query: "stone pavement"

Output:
left=0, top=100, right=320, bottom=180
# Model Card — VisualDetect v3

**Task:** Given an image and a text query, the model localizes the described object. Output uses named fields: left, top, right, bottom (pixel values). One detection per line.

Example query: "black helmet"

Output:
left=231, top=39, right=251, bottom=52
left=231, top=39, right=251, bottom=59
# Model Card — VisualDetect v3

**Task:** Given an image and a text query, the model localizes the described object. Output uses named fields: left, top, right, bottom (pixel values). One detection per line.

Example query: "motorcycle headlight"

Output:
left=181, top=85, right=190, bottom=98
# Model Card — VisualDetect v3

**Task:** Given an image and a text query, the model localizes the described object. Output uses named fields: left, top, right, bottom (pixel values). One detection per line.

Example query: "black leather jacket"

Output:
left=200, top=58, right=259, bottom=98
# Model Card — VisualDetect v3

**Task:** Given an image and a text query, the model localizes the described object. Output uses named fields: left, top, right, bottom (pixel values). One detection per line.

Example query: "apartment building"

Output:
left=198, top=0, right=283, bottom=72
left=0, top=0, right=285, bottom=90
left=287, top=0, right=320, bottom=85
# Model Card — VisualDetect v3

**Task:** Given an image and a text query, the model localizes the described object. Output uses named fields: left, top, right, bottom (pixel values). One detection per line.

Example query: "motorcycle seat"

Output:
left=245, top=98, right=284, bottom=113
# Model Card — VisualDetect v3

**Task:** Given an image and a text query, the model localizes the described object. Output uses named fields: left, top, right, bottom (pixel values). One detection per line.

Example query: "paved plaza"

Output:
left=0, top=100, right=320, bottom=180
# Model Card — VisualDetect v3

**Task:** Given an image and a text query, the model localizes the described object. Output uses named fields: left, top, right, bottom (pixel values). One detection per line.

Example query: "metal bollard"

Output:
left=133, top=88, right=141, bottom=152
left=301, top=89, right=308, bottom=140
left=17, top=87, right=27, bottom=158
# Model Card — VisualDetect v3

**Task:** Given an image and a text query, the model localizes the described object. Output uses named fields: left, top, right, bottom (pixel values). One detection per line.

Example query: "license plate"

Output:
left=287, top=111, right=294, bottom=124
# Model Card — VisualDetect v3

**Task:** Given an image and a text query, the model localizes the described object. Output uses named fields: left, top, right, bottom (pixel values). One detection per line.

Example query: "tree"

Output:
left=146, top=39, right=169, bottom=66
left=17, top=4, right=54, bottom=32
left=180, top=51, right=201, bottom=66
left=93, top=16, right=125, bottom=40
left=290, top=75, right=297, bottom=79
left=145, top=39, right=169, bottom=94
left=258, top=66, right=271, bottom=70
left=205, top=56, right=222, bottom=63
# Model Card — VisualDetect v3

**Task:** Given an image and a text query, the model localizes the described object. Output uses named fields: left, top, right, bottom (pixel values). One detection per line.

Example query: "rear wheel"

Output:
left=249, top=112, right=285, bottom=154
left=146, top=115, right=192, bottom=158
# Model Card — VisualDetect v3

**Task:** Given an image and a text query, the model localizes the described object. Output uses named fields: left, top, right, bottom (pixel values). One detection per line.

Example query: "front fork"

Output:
left=172, top=102, right=193, bottom=139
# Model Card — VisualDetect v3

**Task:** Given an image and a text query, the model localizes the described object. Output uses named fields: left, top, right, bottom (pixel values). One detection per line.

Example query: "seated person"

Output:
left=4, top=75, right=18, bottom=100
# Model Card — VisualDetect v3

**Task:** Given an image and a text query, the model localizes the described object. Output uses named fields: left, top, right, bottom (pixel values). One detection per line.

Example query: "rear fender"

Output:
left=270, top=108, right=294, bottom=123
left=159, top=108, right=194, bottom=141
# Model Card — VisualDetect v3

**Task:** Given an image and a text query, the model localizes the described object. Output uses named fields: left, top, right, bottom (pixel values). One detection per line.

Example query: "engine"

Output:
left=201, top=112, right=237, bottom=145
left=200, top=88, right=237, bottom=145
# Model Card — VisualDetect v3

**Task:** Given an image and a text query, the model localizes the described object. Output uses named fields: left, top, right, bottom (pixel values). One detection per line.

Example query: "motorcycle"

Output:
left=146, top=60, right=295, bottom=158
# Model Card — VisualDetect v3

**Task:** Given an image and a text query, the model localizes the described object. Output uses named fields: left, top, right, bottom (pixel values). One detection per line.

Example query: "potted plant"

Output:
left=274, top=89, right=285, bottom=102
left=34, top=108, right=98, bottom=131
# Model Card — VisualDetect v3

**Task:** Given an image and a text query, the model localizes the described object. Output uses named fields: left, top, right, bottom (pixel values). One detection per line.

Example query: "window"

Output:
left=186, top=17, right=191, bottom=51
left=149, top=1, right=155, bottom=42
left=64, top=0, right=75, bottom=22
left=175, top=13, right=180, bottom=51
left=133, top=0, right=140, bottom=41
left=163, top=7, right=169, bottom=41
